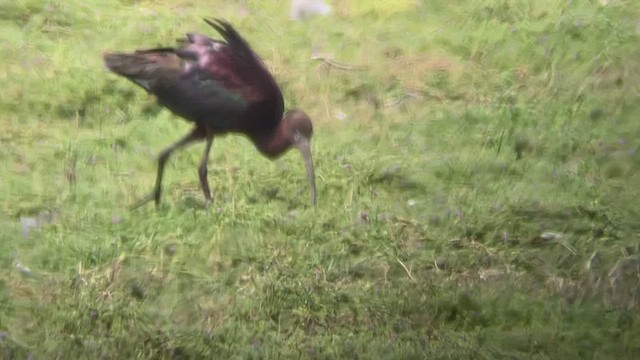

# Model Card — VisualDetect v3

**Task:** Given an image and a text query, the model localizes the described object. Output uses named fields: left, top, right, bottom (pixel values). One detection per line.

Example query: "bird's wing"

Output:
left=104, top=48, right=248, bottom=128
left=199, top=19, right=284, bottom=107
left=104, top=19, right=285, bottom=128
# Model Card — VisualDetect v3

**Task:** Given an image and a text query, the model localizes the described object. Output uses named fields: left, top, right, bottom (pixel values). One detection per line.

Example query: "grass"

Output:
left=1, top=0, right=640, bottom=358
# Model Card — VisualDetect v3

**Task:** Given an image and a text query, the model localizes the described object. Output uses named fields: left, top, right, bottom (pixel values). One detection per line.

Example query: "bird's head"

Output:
left=283, top=109, right=316, bottom=206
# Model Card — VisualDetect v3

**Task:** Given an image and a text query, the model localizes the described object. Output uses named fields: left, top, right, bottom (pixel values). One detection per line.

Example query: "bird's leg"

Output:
left=198, top=128, right=214, bottom=206
left=130, top=127, right=205, bottom=210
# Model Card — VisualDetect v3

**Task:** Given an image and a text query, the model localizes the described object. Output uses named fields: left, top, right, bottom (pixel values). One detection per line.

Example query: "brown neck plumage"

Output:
left=252, top=121, right=292, bottom=159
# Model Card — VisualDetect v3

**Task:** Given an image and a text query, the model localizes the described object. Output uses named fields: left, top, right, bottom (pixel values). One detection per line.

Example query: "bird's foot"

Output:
left=129, top=191, right=160, bottom=210
left=202, top=194, right=214, bottom=209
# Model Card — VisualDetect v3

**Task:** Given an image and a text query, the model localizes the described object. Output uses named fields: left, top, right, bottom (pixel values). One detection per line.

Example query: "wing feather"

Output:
left=104, top=18, right=284, bottom=129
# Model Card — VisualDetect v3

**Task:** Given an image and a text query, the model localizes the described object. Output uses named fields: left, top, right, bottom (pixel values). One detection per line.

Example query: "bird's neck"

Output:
left=253, top=122, right=292, bottom=159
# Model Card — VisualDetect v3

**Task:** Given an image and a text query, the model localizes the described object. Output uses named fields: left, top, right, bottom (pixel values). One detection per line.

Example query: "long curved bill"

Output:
left=295, top=136, right=316, bottom=205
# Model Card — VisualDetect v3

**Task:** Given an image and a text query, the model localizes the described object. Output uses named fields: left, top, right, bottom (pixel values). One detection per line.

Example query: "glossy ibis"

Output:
left=104, top=19, right=315, bottom=208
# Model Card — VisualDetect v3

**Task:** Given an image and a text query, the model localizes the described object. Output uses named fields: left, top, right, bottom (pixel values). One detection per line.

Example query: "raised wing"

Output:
left=203, top=19, right=265, bottom=68
left=200, top=18, right=284, bottom=108
left=104, top=19, right=284, bottom=130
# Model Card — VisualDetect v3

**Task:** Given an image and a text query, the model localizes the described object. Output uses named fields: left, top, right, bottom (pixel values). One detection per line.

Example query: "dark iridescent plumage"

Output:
left=104, top=19, right=315, bottom=207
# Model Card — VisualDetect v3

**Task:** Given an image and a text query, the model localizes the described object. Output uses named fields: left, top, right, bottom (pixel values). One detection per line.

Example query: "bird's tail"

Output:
left=104, top=53, right=156, bottom=78
left=104, top=52, right=178, bottom=91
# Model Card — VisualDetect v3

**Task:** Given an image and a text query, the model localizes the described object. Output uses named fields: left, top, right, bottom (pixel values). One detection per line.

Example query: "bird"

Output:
left=103, top=18, right=316, bottom=208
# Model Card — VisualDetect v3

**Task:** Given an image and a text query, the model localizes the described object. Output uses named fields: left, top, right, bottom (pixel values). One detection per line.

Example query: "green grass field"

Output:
left=2, top=0, right=640, bottom=358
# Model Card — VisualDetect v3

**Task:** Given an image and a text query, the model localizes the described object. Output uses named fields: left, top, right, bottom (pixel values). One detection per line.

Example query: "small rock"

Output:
left=501, top=231, right=510, bottom=244
left=15, top=262, right=32, bottom=277
left=540, top=232, right=563, bottom=241
left=479, top=268, right=504, bottom=281
left=20, top=217, right=37, bottom=238
left=165, top=244, right=177, bottom=256
left=334, top=110, right=348, bottom=121
left=290, top=0, right=331, bottom=20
